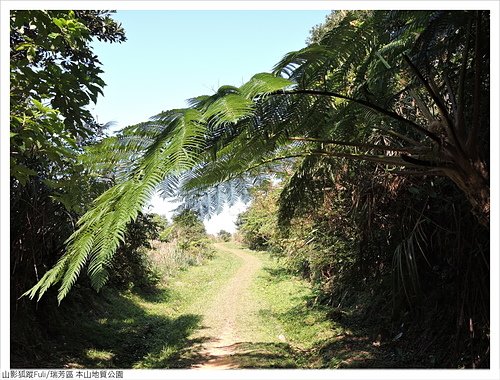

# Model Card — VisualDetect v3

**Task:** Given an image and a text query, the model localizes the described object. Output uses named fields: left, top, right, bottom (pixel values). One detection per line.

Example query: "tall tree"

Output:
left=195, top=10, right=490, bottom=226
left=10, top=10, right=125, bottom=303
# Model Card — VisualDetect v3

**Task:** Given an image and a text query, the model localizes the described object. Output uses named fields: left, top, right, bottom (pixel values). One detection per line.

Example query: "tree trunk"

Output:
left=444, top=158, right=489, bottom=228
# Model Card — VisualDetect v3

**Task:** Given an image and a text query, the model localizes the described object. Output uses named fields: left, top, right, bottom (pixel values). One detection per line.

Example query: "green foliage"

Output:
left=10, top=10, right=126, bottom=312
left=150, top=209, right=214, bottom=280
left=307, top=11, right=351, bottom=44
left=236, top=181, right=280, bottom=251
left=240, top=156, right=489, bottom=366
left=169, top=209, right=212, bottom=254
left=12, top=243, right=245, bottom=368
left=15, top=9, right=489, bottom=369
left=25, top=109, right=208, bottom=302
left=150, top=213, right=169, bottom=233
left=158, top=226, right=174, bottom=243
left=217, top=230, right=232, bottom=242
left=12, top=287, right=202, bottom=369
left=108, top=213, right=164, bottom=291
left=27, top=13, right=490, bottom=348
left=10, top=12, right=129, bottom=360
left=10, top=10, right=125, bottom=186
left=25, top=71, right=292, bottom=301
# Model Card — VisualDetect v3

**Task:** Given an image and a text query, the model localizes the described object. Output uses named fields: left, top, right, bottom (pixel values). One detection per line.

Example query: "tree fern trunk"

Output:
left=444, top=158, right=489, bottom=228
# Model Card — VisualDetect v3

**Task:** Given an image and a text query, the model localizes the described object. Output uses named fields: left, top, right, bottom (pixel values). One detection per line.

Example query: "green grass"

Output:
left=221, top=243, right=344, bottom=368
left=21, top=247, right=241, bottom=369
left=17, top=242, right=379, bottom=369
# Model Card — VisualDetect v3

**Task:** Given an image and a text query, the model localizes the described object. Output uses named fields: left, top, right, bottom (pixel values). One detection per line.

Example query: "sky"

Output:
left=90, top=10, right=332, bottom=233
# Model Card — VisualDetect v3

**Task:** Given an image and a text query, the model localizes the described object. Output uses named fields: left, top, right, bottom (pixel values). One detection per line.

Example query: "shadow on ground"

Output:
left=253, top=264, right=401, bottom=369
left=11, top=288, right=211, bottom=369
left=227, top=342, right=306, bottom=368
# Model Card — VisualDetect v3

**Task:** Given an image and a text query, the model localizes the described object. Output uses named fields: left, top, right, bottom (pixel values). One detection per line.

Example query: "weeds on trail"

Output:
left=230, top=342, right=306, bottom=368
left=248, top=249, right=339, bottom=347
left=242, top=247, right=391, bottom=369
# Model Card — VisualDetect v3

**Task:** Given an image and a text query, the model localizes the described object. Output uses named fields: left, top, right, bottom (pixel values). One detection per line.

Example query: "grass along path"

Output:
left=36, top=242, right=370, bottom=369
left=190, top=242, right=340, bottom=369
left=32, top=243, right=242, bottom=369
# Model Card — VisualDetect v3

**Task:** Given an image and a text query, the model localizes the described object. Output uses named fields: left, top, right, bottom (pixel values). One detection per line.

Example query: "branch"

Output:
left=288, top=136, right=430, bottom=154
left=402, top=55, right=452, bottom=124
left=310, top=150, right=425, bottom=167
left=272, top=88, right=441, bottom=144
left=401, top=154, right=441, bottom=168
left=371, top=125, right=422, bottom=147
left=243, top=150, right=424, bottom=173
left=408, top=88, right=435, bottom=124
left=391, top=169, right=446, bottom=177
left=403, top=54, right=465, bottom=155
left=236, top=154, right=308, bottom=176
left=232, top=145, right=452, bottom=181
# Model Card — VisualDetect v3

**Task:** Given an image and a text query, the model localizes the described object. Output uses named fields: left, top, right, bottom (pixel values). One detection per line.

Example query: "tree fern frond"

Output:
left=186, top=95, right=211, bottom=109
left=202, top=93, right=254, bottom=126
left=26, top=107, right=208, bottom=301
left=410, top=11, right=469, bottom=71
left=177, top=175, right=263, bottom=219
left=273, top=44, right=337, bottom=87
left=157, top=173, right=182, bottom=198
left=239, top=72, right=294, bottom=99
left=22, top=255, right=70, bottom=302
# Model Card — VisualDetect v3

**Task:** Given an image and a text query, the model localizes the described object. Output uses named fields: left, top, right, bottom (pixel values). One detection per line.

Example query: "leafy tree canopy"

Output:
left=10, top=10, right=125, bottom=187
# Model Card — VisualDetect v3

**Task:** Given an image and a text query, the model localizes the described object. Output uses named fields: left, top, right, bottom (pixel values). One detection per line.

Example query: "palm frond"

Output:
left=392, top=216, right=431, bottom=303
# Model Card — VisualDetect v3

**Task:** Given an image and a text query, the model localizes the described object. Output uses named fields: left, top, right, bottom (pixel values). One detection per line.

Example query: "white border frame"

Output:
left=1, top=2, right=498, bottom=380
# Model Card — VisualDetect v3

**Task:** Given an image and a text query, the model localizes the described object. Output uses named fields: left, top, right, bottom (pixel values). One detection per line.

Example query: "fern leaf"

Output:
left=239, top=72, right=294, bottom=99
left=25, top=108, right=207, bottom=301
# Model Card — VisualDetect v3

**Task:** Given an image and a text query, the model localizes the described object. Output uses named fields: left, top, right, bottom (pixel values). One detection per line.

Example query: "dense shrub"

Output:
left=235, top=181, right=280, bottom=251
left=108, top=213, right=164, bottom=291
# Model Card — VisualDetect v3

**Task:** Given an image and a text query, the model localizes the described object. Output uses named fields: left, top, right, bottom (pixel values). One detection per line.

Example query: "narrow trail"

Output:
left=191, top=243, right=264, bottom=370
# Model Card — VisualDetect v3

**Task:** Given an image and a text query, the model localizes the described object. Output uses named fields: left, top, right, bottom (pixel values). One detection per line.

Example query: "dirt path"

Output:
left=191, top=243, right=263, bottom=369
